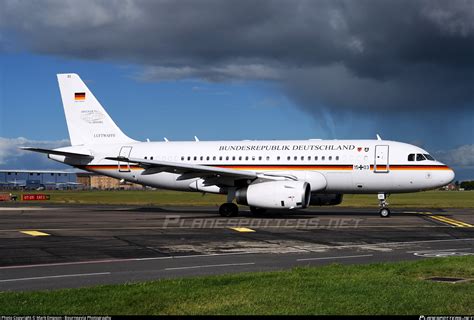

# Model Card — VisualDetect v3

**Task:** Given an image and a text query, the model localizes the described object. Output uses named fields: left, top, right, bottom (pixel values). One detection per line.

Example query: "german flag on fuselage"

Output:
left=75, top=92, right=86, bottom=101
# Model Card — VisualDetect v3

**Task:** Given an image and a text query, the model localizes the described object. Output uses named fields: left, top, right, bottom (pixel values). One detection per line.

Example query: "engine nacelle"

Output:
left=236, top=181, right=311, bottom=209
left=309, top=193, right=343, bottom=206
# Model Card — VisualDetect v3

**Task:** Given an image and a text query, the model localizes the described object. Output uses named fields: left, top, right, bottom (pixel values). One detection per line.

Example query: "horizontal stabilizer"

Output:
left=21, top=147, right=94, bottom=159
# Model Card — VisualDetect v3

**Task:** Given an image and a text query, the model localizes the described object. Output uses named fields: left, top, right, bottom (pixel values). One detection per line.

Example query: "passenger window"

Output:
left=315, top=156, right=318, bottom=161
left=301, top=156, right=304, bottom=161
left=308, top=156, right=311, bottom=160
left=294, top=156, right=297, bottom=160
left=245, top=156, right=249, bottom=161
left=239, top=156, right=242, bottom=161
left=226, top=156, right=229, bottom=161
left=145, top=156, right=148, bottom=160
left=266, top=156, right=270, bottom=161
left=287, top=156, right=291, bottom=161
left=150, top=156, right=153, bottom=160
left=277, top=156, right=280, bottom=161
left=252, top=156, right=256, bottom=161
left=219, top=156, right=222, bottom=161
left=416, top=154, right=426, bottom=161
left=258, top=156, right=262, bottom=161
left=187, top=156, right=191, bottom=161
left=329, top=156, right=332, bottom=161
left=213, top=156, right=216, bottom=161
left=408, top=154, right=415, bottom=161
left=206, top=156, right=210, bottom=161
left=336, top=156, right=339, bottom=161
left=232, top=156, right=236, bottom=161
left=322, top=156, right=325, bottom=161
left=194, top=156, right=197, bottom=161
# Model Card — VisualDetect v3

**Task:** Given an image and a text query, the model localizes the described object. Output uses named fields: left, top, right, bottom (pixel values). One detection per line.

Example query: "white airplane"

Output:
left=23, top=74, right=455, bottom=217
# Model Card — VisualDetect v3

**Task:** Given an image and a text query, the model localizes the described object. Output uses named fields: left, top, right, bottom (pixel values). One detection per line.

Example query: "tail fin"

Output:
left=57, top=73, right=136, bottom=146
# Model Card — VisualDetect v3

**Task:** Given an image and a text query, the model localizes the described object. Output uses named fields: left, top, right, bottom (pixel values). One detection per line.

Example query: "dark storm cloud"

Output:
left=2, top=0, right=474, bottom=112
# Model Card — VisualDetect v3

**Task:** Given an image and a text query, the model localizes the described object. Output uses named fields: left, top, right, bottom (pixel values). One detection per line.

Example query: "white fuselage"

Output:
left=52, top=139, right=454, bottom=194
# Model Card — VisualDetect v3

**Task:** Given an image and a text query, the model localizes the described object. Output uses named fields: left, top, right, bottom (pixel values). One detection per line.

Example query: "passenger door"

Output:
left=374, top=145, right=389, bottom=173
left=118, top=146, right=133, bottom=172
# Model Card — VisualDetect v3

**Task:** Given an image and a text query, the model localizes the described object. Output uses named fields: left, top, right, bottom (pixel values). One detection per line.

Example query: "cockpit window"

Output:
left=424, top=153, right=435, bottom=161
left=416, top=154, right=426, bottom=161
left=408, top=154, right=415, bottom=161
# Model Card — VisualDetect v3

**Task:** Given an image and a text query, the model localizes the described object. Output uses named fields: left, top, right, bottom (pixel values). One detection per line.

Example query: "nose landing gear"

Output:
left=378, top=193, right=390, bottom=217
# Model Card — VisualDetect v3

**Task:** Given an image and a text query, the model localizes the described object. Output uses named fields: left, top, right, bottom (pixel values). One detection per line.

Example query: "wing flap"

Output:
left=105, top=156, right=257, bottom=180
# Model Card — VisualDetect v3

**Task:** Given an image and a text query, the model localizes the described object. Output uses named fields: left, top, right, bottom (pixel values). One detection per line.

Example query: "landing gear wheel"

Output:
left=219, top=203, right=239, bottom=217
left=379, top=208, right=390, bottom=218
left=250, top=206, right=266, bottom=215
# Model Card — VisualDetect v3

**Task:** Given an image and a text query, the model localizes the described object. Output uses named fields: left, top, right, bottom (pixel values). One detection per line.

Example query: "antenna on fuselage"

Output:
left=194, top=136, right=200, bottom=142
left=376, top=134, right=382, bottom=141
left=164, top=137, right=169, bottom=142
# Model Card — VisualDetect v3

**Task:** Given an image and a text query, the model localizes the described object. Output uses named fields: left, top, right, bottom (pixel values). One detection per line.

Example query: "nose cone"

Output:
left=445, top=168, right=455, bottom=185
left=438, top=167, right=455, bottom=187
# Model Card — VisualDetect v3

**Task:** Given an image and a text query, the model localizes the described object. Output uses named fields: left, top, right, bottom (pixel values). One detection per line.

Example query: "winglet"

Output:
left=194, top=136, right=200, bottom=142
left=376, top=134, right=382, bottom=141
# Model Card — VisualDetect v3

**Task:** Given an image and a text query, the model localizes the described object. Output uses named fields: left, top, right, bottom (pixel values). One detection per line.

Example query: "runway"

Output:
left=0, top=204, right=473, bottom=291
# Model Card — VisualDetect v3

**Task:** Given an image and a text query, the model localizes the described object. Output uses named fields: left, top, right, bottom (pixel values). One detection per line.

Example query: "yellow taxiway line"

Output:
left=406, top=211, right=473, bottom=228
left=229, top=227, right=256, bottom=233
left=429, top=215, right=473, bottom=228
left=20, top=231, right=50, bottom=237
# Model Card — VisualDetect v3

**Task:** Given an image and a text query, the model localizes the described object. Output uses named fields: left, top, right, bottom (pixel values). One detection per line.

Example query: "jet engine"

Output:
left=236, top=181, right=311, bottom=209
left=309, top=193, right=343, bottom=206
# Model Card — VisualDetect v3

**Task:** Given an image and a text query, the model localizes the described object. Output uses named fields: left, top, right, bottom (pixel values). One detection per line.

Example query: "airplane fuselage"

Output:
left=51, top=139, right=454, bottom=194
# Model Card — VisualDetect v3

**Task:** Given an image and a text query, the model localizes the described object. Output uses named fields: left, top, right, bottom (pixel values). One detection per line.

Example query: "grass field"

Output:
left=6, top=189, right=474, bottom=208
left=1, top=256, right=473, bottom=315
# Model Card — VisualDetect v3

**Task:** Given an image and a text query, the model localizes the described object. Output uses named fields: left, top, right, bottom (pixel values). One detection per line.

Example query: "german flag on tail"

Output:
left=75, top=92, right=86, bottom=101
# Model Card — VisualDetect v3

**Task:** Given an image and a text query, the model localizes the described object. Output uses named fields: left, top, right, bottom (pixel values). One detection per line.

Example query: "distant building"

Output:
left=0, top=170, right=78, bottom=190
left=76, top=172, right=143, bottom=190
left=0, top=170, right=143, bottom=190
left=441, top=183, right=457, bottom=191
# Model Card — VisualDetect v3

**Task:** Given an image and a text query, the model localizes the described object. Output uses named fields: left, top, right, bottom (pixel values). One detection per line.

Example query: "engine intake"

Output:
left=236, top=181, right=311, bottom=209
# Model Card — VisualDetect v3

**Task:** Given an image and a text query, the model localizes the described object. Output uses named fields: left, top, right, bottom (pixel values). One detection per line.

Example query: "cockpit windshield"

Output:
left=416, top=154, right=426, bottom=161
left=408, top=153, right=435, bottom=161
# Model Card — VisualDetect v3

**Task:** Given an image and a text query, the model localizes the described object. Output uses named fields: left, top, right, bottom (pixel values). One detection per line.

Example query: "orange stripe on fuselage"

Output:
left=216, top=165, right=353, bottom=170
left=370, top=165, right=451, bottom=171
left=81, top=165, right=142, bottom=170
left=79, top=164, right=451, bottom=172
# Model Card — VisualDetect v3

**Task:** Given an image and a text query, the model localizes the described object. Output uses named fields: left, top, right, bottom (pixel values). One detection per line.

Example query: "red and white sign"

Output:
left=22, top=194, right=50, bottom=201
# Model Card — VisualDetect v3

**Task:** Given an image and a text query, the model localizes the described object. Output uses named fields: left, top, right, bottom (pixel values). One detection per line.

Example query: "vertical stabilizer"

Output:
left=57, top=73, right=135, bottom=146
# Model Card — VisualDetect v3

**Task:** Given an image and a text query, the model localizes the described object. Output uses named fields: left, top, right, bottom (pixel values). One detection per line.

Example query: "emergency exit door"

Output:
left=118, top=146, right=133, bottom=172
left=374, top=145, right=389, bottom=173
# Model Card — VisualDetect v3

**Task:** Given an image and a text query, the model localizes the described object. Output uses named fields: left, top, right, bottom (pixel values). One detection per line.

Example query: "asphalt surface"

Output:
left=0, top=204, right=473, bottom=291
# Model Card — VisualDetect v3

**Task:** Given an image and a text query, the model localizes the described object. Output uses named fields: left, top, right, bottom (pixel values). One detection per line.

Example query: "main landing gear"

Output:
left=378, top=193, right=390, bottom=218
left=219, top=188, right=239, bottom=217
left=219, top=203, right=239, bottom=217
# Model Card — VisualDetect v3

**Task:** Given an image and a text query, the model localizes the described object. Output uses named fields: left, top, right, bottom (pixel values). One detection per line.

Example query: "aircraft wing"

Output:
left=105, top=156, right=258, bottom=181
left=21, top=147, right=94, bottom=159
